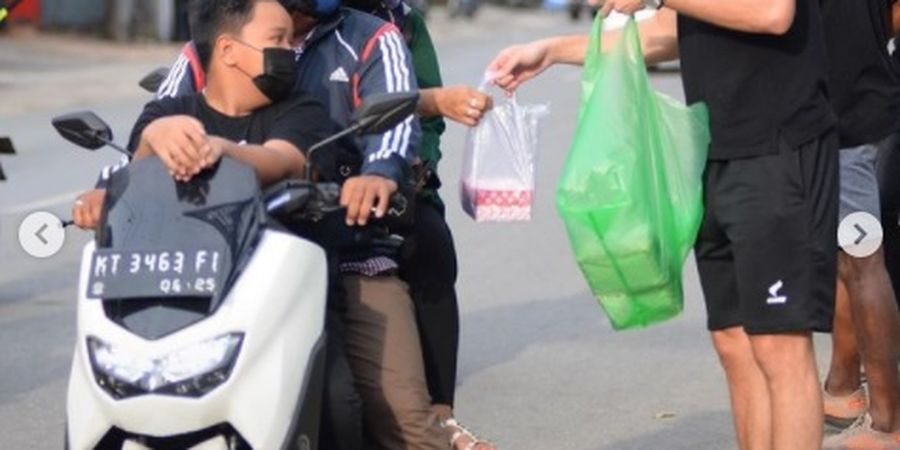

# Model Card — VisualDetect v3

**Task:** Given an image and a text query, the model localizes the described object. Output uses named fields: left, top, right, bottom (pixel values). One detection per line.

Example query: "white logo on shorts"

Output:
left=766, top=280, right=788, bottom=305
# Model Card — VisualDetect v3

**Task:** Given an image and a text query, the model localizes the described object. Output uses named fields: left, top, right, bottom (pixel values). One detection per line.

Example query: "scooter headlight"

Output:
left=86, top=333, right=243, bottom=399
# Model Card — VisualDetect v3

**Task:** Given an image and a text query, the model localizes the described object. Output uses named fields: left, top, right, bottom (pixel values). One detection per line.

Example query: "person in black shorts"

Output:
left=818, top=0, right=900, bottom=446
left=487, top=0, right=837, bottom=448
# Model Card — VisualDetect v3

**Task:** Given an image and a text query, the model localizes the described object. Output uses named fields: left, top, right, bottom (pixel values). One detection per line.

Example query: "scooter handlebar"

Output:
left=264, top=179, right=414, bottom=230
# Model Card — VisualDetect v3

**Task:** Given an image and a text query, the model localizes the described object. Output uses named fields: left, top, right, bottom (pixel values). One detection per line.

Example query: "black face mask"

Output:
left=234, top=39, right=298, bottom=103
left=253, top=47, right=298, bottom=102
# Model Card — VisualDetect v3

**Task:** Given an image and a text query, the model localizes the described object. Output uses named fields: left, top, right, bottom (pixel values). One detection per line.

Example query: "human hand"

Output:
left=142, top=115, right=209, bottom=181
left=201, top=136, right=228, bottom=169
left=435, top=85, right=493, bottom=127
left=592, top=0, right=645, bottom=16
left=486, top=40, right=553, bottom=94
left=340, top=175, right=399, bottom=226
left=72, top=189, right=106, bottom=230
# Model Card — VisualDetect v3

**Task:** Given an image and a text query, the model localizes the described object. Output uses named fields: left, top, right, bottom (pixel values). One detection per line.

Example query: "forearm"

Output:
left=547, top=12, right=678, bottom=67
left=361, top=133, right=410, bottom=185
left=417, top=88, right=441, bottom=118
left=635, top=9, right=680, bottom=64
left=546, top=34, right=592, bottom=66
left=543, top=31, right=646, bottom=64
left=132, top=138, right=154, bottom=160
left=218, top=138, right=306, bottom=186
left=664, top=0, right=794, bottom=35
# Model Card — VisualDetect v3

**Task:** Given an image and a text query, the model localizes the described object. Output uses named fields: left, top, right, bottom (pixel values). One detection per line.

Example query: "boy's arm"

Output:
left=132, top=114, right=208, bottom=180
left=133, top=116, right=306, bottom=187
left=203, top=95, right=332, bottom=187
left=206, top=138, right=306, bottom=186
left=93, top=95, right=179, bottom=189
left=78, top=98, right=178, bottom=229
left=93, top=44, right=198, bottom=189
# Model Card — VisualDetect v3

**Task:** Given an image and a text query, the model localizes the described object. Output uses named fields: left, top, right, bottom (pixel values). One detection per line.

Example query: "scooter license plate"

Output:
left=85, top=248, right=226, bottom=299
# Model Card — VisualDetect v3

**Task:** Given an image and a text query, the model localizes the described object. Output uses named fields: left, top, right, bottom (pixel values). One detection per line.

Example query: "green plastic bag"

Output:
left=557, top=16, right=710, bottom=330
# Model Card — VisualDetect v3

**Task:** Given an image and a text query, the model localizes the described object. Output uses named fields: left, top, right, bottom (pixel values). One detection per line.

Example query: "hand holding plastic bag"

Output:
left=557, top=17, right=710, bottom=330
left=461, top=79, right=549, bottom=222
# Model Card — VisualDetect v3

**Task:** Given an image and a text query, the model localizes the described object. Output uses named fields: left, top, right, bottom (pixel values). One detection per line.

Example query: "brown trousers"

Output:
left=341, top=274, right=449, bottom=450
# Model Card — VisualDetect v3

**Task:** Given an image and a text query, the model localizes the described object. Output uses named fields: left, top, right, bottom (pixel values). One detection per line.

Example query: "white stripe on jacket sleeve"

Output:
left=158, top=54, right=189, bottom=99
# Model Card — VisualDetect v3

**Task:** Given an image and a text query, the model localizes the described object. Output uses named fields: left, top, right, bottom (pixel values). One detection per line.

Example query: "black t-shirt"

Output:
left=678, top=1, right=837, bottom=160
left=823, top=0, right=900, bottom=148
left=127, top=94, right=360, bottom=181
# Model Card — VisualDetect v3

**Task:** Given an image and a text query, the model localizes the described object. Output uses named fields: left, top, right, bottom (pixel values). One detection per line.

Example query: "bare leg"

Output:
left=825, top=279, right=862, bottom=396
left=711, top=327, right=772, bottom=450
left=750, top=332, right=823, bottom=450
left=839, top=249, right=900, bottom=432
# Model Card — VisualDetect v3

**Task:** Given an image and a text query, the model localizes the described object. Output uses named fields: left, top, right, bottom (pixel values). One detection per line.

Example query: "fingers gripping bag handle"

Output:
left=460, top=73, right=549, bottom=222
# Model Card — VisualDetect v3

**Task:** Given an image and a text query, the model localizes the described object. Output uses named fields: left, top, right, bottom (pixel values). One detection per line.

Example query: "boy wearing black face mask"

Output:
left=118, top=2, right=449, bottom=449
left=128, top=0, right=341, bottom=187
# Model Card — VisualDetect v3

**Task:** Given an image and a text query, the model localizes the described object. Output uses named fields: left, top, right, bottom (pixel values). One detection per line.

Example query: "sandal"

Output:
left=824, top=387, right=868, bottom=428
left=440, top=417, right=497, bottom=450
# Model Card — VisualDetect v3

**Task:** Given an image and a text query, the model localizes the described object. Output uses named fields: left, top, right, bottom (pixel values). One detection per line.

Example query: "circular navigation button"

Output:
left=18, top=211, right=66, bottom=258
left=838, top=212, right=883, bottom=258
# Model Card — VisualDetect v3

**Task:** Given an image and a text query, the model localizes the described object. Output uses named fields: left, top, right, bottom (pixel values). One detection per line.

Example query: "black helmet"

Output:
left=280, top=0, right=340, bottom=17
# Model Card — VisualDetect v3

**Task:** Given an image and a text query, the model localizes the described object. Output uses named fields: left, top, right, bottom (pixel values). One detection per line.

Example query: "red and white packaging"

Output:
left=461, top=180, right=534, bottom=222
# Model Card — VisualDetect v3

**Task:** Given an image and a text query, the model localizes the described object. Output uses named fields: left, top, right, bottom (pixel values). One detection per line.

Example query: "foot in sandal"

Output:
left=440, top=417, right=497, bottom=450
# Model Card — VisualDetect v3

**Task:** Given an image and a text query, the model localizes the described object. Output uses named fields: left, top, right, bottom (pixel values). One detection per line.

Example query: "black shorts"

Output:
left=695, top=131, right=839, bottom=334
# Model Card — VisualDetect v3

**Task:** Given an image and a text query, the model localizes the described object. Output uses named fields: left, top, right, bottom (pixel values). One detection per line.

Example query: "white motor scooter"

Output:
left=55, top=92, right=418, bottom=450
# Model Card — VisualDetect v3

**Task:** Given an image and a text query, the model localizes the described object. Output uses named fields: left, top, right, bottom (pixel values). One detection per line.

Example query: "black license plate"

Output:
left=86, top=248, right=226, bottom=299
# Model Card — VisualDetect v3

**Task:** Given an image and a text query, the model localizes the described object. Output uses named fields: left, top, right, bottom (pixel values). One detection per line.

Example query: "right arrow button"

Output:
left=839, top=212, right=883, bottom=258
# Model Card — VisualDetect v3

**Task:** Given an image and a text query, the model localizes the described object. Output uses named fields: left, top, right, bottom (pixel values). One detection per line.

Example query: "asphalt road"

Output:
left=0, top=7, right=836, bottom=449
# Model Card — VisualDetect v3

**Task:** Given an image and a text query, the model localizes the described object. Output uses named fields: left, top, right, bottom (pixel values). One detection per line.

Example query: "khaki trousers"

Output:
left=341, top=274, right=449, bottom=450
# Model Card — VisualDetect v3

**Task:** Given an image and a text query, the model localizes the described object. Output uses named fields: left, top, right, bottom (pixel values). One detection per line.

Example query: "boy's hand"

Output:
left=142, top=115, right=209, bottom=181
left=72, top=189, right=106, bottom=230
left=340, top=175, right=398, bottom=226
left=202, top=136, right=229, bottom=169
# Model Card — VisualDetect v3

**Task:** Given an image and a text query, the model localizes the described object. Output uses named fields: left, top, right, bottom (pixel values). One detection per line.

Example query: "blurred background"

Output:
left=0, top=0, right=602, bottom=41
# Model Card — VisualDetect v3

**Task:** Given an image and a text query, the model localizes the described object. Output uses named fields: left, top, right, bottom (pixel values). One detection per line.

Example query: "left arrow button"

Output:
left=18, top=211, right=66, bottom=258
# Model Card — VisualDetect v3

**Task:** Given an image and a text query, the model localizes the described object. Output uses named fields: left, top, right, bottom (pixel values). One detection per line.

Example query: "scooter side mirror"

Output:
left=351, top=92, right=420, bottom=135
left=0, top=136, right=15, bottom=155
left=139, top=67, right=170, bottom=94
left=0, top=136, right=15, bottom=181
left=52, top=111, right=114, bottom=151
